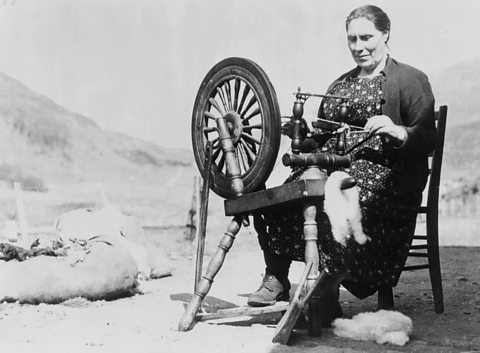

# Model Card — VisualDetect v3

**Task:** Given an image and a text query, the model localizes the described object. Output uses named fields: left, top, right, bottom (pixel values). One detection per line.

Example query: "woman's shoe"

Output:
left=247, top=274, right=290, bottom=307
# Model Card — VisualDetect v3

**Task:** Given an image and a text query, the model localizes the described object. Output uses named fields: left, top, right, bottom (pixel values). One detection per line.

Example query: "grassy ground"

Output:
left=1, top=180, right=479, bottom=352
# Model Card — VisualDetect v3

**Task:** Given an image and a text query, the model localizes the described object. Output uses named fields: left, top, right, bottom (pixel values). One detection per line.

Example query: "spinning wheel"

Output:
left=180, top=57, right=355, bottom=342
left=191, top=57, right=281, bottom=198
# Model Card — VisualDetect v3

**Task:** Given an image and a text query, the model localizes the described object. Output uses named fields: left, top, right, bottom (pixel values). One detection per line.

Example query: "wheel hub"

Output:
left=223, top=111, right=243, bottom=145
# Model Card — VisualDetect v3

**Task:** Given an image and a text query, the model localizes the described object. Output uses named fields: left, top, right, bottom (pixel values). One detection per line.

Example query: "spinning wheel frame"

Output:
left=191, top=57, right=281, bottom=199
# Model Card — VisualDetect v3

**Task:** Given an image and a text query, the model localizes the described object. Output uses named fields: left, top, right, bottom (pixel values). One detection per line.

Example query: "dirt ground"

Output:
left=0, top=225, right=479, bottom=353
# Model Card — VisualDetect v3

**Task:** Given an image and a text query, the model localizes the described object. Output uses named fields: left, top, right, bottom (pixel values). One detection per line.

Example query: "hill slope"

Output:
left=0, top=59, right=479, bottom=189
left=429, top=59, right=480, bottom=180
left=0, top=72, right=193, bottom=187
left=430, top=58, right=480, bottom=126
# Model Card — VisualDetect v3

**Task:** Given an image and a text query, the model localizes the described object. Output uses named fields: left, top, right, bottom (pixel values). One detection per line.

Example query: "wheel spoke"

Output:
left=237, top=145, right=249, bottom=173
left=203, top=126, right=217, bottom=134
left=240, top=139, right=256, bottom=163
left=209, top=97, right=225, bottom=116
left=243, top=147, right=253, bottom=168
left=217, top=154, right=225, bottom=173
left=240, top=95, right=257, bottom=118
left=243, top=123, right=263, bottom=131
left=224, top=80, right=233, bottom=111
left=234, top=79, right=240, bottom=111
left=237, top=84, right=250, bottom=114
left=243, top=107, right=261, bottom=123
left=241, top=132, right=261, bottom=145
left=216, top=88, right=229, bottom=114
left=212, top=144, right=221, bottom=160
left=204, top=110, right=217, bottom=121
left=209, top=136, right=220, bottom=147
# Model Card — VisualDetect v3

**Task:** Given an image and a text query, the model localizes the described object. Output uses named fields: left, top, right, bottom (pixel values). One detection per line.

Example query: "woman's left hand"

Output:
left=364, top=115, right=407, bottom=146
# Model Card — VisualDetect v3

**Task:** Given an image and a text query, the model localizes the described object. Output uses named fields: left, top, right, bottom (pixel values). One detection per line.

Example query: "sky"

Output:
left=0, top=0, right=479, bottom=150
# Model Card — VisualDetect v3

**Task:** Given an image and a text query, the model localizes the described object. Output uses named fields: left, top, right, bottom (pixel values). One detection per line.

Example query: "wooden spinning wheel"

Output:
left=191, top=57, right=281, bottom=198
left=180, top=57, right=354, bottom=342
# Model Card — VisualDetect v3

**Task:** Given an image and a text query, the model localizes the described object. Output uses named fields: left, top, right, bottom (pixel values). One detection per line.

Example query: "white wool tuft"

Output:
left=332, top=310, right=413, bottom=346
left=324, top=171, right=370, bottom=246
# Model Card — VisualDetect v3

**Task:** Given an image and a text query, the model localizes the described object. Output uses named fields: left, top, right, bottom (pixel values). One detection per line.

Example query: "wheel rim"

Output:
left=192, top=58, right=281, bottom=198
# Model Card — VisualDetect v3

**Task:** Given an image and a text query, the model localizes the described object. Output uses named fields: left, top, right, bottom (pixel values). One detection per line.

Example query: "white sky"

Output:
left=0, top=0, right=478, bottom=149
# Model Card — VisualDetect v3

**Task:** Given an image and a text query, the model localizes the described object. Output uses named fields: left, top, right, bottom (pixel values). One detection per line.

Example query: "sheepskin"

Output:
left=0, top=206, right=174, bottom=304
left=332, top=310, right=413, bottom=346
left=55, top=206, right=173, bottom=279
left=324, top=171, right=370, bottom=246
left=0, top=237, right=138, bottom=304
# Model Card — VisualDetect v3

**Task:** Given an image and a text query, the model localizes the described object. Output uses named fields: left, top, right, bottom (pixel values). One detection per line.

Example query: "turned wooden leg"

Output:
left=178, top=216, right=242, bottom=331
left=303, top=200, right=321, bottom=336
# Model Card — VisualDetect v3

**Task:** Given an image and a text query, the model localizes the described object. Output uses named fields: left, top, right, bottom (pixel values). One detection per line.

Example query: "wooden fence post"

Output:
left=184, top=176, right=201, bottom=241
left=13, top=182, right=28, bottom=238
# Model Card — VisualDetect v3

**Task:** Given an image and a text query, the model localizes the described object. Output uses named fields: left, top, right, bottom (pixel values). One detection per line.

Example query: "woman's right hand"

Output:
left=364, top=115, right=407, bottom=147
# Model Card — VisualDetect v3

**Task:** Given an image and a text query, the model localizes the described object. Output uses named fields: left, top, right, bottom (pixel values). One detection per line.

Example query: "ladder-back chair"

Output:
left=378, top=105, right=448, bottom=314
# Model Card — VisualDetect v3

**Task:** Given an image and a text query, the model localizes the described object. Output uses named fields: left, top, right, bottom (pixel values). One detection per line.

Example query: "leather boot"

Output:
left=248, top=248, right=291, bottom=307
left=247, top=274, right=290, bottom=307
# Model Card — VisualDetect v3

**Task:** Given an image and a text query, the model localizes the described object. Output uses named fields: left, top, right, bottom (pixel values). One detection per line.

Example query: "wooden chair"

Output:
left=378, top=105, right=448, bottom=314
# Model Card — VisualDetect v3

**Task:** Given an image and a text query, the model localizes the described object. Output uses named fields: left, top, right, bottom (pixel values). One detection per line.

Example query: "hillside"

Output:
left=442, top=119, right=480, bottom=180
left=430, top=58, right=480, bottom=127
left=0, top=72, right=193, bottom=189
left=0, top=61, right=478, bottom=198
left=429, top=59, right=480, bottom=180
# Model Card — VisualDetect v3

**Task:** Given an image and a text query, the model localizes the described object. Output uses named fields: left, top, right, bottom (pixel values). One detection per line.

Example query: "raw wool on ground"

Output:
left=332, top=310, right=413, bottom=346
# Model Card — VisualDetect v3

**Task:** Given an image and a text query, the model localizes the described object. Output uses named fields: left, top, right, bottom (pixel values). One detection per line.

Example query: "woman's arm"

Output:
left=366, top=70, right=436, bottom=155
left=398, top=72, right=436, bottom=155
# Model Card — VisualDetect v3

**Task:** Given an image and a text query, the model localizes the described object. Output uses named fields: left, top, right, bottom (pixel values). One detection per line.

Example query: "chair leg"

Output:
left=426, top=212, right=444, bottom=313
left=428, top=262, right=444, bottom=313
left=377, top=285, right=394, bottom=310
left=427, top=240, right=444, bottom=313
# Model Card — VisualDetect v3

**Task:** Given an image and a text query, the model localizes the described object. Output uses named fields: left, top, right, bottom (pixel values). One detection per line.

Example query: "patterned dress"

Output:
left=264, top=75, right=421, bottom=299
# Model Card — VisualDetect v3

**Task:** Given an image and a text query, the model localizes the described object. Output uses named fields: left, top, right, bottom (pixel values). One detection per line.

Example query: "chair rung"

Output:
left=408, top=252, right=428, bottom=257
left=413, top=235, right=427, bottom=240
left=417, top=206, right=428, bottom=213
left=410, top=244, right=428, bottom=250
left=403, top=264, right=430, bottom=271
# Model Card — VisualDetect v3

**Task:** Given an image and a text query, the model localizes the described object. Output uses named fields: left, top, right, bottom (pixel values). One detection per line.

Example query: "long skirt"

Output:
left=263, top=133, right=422, bottom=298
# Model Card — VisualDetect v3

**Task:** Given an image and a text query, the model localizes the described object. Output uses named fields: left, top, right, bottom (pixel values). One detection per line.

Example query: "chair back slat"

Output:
left=427, top=106, right=448, bottom=210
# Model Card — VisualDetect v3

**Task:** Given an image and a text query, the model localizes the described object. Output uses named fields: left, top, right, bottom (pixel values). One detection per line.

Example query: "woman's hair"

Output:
left=346, top=5, right=391, bottom=39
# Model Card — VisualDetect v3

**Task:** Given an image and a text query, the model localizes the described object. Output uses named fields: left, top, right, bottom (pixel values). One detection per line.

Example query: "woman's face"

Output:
left=347, top=17, right=389, bottom=72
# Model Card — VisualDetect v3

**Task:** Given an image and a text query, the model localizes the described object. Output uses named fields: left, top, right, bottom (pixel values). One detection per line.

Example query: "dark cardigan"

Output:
left=319, top=56, right=437, bottom=196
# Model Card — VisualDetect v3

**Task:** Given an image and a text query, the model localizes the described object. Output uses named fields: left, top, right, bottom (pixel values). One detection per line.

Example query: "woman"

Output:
left=247, top=5, right=436, bottom=325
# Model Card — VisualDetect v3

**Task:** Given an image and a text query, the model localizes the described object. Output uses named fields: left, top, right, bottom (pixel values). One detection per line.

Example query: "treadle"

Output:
left=224, top=179, right=325, bottom=216
left=196, top=302, right=289, bottom=322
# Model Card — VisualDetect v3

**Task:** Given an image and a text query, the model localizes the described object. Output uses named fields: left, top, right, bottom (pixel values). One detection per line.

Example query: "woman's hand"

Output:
left=364, top=115, right=407, bottom=147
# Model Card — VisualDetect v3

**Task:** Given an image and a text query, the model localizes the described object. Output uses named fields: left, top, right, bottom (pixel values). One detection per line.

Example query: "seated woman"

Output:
left=247, top=4, right=436, bottom=326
